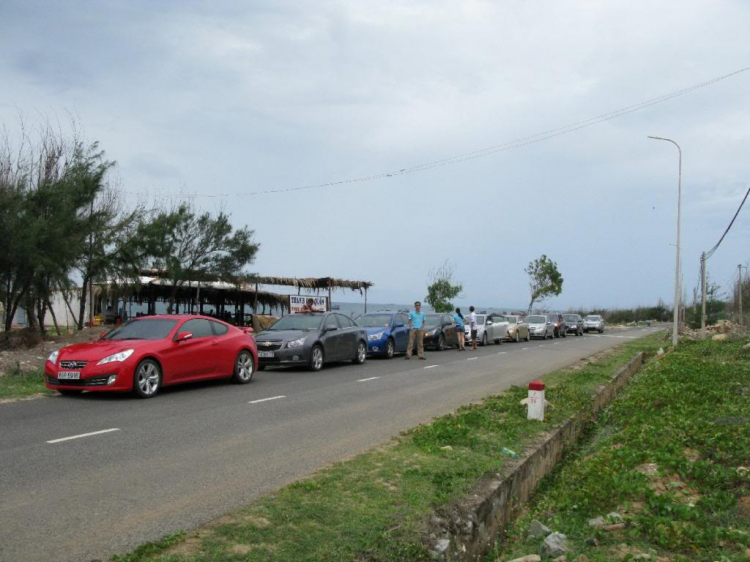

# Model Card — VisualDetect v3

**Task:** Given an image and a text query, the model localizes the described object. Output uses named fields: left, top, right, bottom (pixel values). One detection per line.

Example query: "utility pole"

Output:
left=700, top=252, right=707, bottom=339
left=648, top=136, right=682, bottom=346
left=739, top=264, right=744, bottom=327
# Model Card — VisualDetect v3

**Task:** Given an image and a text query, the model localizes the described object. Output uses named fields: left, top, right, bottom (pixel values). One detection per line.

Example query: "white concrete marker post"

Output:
left=527, top=380, right=545, bottom=421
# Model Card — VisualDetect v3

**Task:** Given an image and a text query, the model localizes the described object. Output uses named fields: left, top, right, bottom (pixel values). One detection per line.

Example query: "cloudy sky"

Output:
left=2, top=0, right=749, bottom=310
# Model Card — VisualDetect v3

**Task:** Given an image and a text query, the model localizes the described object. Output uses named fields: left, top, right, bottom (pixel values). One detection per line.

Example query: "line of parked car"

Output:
left=43, top=311, right=607, bottom=399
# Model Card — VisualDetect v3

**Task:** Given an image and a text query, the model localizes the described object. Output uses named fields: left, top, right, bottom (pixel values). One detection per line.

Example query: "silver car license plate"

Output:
left=58, top=371, right=81, bottom=380
left=258, top=351, right=274, bottom=358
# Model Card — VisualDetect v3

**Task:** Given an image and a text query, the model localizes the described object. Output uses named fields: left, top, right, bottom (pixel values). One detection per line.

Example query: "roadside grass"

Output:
left=0, top=365, right=50, bottom=399
left=114, top=333, right=665, bottom=562
left=492, top=336, right=750, bottom=562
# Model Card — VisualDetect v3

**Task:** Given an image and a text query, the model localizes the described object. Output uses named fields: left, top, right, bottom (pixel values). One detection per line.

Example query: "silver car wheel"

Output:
left=357, top=342, right=366, bottom=363
left=236, top=351, right=254, bottom=382
left=137, top=362, right=160, bottom=396
left=311, top=346, right=324, bottom=371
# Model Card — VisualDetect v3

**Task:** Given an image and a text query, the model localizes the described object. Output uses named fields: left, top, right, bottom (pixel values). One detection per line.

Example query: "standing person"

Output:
left=454, top=307, right=466, bottom=351
left=468, top=306, right=478, bottom=350
left=405, top=301, right=427, bottom=360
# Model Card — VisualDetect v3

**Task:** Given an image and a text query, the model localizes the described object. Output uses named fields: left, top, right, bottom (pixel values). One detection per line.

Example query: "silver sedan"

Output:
left=526, top=315, right=554, bottom=339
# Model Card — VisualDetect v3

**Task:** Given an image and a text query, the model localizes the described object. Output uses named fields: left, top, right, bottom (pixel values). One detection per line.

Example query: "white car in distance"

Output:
left=527, top=314, right=554, bottom=339
left=583, top=315, right=606, bottom=333
left=464, top=313, right=508, bottom=345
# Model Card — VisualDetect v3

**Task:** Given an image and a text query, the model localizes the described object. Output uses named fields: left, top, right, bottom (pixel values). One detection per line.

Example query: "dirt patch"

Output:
left=607, top=543, right=673, bottom=561
left=0, top=327, right=100, bottom=377
left=163, top=535, right=205, bottom=557
left=636, top=463, right=701, bottom=505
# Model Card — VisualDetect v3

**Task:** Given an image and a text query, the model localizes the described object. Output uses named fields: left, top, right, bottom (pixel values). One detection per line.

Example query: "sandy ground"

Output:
left=0, top=327, right=101, bottom=377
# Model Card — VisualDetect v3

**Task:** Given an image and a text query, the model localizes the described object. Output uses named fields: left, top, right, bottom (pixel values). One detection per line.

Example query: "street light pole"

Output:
left=648, top=136, right=682, bottom=347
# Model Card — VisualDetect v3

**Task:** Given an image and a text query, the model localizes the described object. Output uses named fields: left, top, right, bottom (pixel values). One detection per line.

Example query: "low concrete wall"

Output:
left=427, top=352, right=645, bottom=560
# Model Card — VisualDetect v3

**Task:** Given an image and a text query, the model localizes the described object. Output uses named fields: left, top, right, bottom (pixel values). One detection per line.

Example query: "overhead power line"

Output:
left=126, top=65, right=750, bottom=200
left=705, top=185, right=750, bottom=260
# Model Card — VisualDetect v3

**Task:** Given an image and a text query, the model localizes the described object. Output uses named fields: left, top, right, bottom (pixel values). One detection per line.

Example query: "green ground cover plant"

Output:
left=116, top=333, right=664, bottom=562
left=0, top=365, right=49, bottom=399
left=492, top=336, right=750, bottom=562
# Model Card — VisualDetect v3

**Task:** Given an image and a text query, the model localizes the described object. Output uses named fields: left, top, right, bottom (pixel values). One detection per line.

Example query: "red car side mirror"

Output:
left=176, top=332, right=193, bottom=342
left=243, top=327, right=255, bottom=334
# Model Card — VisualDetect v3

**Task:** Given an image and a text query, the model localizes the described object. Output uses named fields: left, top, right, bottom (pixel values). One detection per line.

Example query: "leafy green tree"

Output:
left=525, top=254, right=564, bottom=313
left=687, top=277, right=727, bottom=329
left=137, top=202, right=259, bottom=309
left=425, top=261, right=463, bottom=313
left=1, top=127, right=112, bottom=334
left=74, top=184, right=146, bottom=330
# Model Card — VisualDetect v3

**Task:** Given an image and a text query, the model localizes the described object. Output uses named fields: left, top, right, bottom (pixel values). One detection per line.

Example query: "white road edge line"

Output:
left=47, top=428, right=120, bottom=444
left=249, top=395, right=286, bottom=404
left=467, top=357, right=478, bottom=361
left=357, top=376, right=380, bottom=382
left=424, top=365, right=439, bottom=369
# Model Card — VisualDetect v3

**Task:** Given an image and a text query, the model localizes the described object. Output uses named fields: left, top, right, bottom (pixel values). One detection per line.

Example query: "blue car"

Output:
left=356, top=311, right=411, bottom=358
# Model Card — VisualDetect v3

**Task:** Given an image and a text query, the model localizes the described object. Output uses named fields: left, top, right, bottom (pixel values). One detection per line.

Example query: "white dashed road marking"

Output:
left=249, top=395, right=286, bottom=404
left=498, top=351, right=507, bottom=355
left=467, top=357, right=478, bottom=361
left=357, top=377, right=380, bottom=382
left=424, top=365, right=439, bottom=369
left=47, top=428, right=120, bottom=444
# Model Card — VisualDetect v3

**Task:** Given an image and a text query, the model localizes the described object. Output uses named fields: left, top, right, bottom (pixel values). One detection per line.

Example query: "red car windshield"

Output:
left=104, top=319, right=179, bottom=340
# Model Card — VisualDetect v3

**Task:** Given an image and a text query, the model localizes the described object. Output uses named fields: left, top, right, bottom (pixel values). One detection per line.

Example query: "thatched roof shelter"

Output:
left=246, top=276, right=373, bottom=294
left=92, top=271, right=375, bottom=323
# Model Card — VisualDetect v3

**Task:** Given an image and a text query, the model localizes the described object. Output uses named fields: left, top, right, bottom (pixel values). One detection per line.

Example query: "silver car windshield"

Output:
left=268, top=314, right=324, bottom=331
left=526, top=315, right=547, bottom=323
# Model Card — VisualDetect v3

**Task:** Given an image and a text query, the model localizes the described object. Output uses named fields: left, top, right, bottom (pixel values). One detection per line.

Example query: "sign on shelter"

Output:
left=290, top=295, right=328, bottom=313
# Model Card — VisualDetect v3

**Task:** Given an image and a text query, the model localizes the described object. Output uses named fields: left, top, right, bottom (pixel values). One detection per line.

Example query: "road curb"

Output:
left=426, top=351, right=645, bottom=560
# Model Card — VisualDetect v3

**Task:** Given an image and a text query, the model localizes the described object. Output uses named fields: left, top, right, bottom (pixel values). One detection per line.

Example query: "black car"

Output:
left=563, top=314, right=584, bottom=336
left=420, top=313, right=460, bottom=350
left=255, top=312, right=367, bottom=371
left=546, top=313, right=568, bottom=338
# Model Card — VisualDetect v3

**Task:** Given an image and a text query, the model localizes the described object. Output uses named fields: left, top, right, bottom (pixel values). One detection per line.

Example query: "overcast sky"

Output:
left=2, top=0, right=749, bottom=310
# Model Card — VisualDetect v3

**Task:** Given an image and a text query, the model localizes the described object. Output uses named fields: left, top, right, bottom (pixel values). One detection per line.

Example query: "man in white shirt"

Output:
left=468, top=306, right=478, bottom=350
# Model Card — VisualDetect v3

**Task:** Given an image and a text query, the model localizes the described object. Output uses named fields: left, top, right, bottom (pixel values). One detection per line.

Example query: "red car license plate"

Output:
left=57, top=371, right=81, bottom=380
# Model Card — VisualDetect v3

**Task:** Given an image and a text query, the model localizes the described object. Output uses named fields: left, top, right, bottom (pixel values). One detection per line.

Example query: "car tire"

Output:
left=437, top=334, right=445, bottom=351
left=353, top=341, right=367, bottom=364
left=562, top=330, right=567, bottom=338
left=257, top=364, right=266, bottom=371
left=547, top=331, right=553, bottom=340
left=600, top=329, right=604, bottom=334
left=386, top=338, right=395, bottom=359
left=515, top=331, right=520, bottom=343
left=134, top=358, right=162, bottom=399
left=481, top=333, right=488, bottom=346
left=232, top=350, right=254, bottom=384
left=308, top=345, right=325, bottom=371
left=525, top=330, right=530, bottom=342
left=494, top=338, right=501, bottom=345
left=57, top=389, right=83, bottom=396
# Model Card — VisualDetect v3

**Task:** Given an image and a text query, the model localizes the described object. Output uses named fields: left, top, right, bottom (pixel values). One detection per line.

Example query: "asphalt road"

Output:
left=0, top=326, right=662, bottom=562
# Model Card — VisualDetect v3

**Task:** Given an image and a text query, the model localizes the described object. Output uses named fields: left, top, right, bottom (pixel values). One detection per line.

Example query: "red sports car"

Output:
left=45, top=315, right=258, bottom=398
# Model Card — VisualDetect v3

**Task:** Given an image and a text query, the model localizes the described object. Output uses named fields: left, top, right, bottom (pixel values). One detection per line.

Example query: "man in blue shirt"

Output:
left=406, top=301, right=427, bottom=360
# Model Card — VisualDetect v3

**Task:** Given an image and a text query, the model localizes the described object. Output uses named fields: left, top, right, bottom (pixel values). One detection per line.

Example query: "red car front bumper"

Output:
left=44, top=360, right=136, bottom=393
